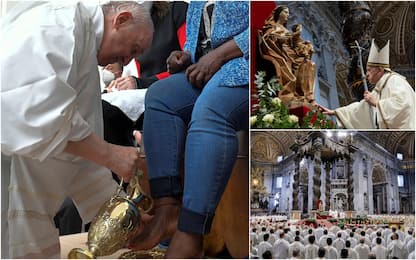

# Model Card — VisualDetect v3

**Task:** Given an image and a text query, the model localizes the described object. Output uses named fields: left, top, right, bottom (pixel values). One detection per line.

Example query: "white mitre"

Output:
left=367, top=39, right=391, bottom=71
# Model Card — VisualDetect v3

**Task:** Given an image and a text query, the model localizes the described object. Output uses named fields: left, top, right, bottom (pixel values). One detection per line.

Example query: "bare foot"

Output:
left=128, top=197, right=180, bottom=250
left=165, top=230, right=203, bottom=258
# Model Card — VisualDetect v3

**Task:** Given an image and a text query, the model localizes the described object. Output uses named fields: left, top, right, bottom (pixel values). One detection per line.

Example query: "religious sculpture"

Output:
left=340, top=2, right=374, bottom=100
left=258, top=5, right=316, bottom=108
left=337, top=197, right=345, bottom=211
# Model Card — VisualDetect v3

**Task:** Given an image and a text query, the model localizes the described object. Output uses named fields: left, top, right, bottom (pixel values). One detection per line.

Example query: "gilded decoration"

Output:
left=251, top=134, right=281, bottom=163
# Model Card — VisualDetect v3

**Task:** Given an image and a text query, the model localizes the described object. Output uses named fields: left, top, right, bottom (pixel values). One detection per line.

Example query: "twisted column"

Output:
left=325, top=162, right=331, bottom=211
left=292, top=155, right=300, bottom=210
left=312, top=137, right=323, bottom=210
left=347, top=156, right=354, bottom=210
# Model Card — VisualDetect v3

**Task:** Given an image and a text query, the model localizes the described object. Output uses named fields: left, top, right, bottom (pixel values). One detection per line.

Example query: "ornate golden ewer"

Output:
left=68, top=170, right=153, bottom=258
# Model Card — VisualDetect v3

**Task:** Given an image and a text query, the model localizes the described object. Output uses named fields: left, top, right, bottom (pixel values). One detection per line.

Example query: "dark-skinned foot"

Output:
left=128, top=197, right=181, bottom=250
left=165, top=230, right=203, bottom=259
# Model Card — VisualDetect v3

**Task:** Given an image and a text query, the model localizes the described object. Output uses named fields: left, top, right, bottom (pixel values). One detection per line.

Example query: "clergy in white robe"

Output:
left=354, top=238, right=370, bottom=259
left=0, top=1, right=153, bottom=258
left=288, top=238, right=305, bottom=259
left=371, top=239, right=388, bottom=259
left=388, top=238, right=406, bottom=259
left=320, top=39, right=415, bottom=130
left=334, top=71, right=415, bottom=129
left=272, top=232, right=290, bottom=259
left=304, top=235, right=319, bottom=259
left=256, top=234, right=273, bottom=258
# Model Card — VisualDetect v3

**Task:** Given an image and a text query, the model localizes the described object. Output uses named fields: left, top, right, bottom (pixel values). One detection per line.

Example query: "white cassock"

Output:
left=371, top=244, right=388, bottom=259
left=388, top=240, right=406, bottom=259
left=288, top=241, right=304, bottom=258
left=354, top=243, right=370, bottom=259
left=1, top=2, right=118, bottom=258
left=324, top=245, right=338, bottom=259
left=303, top=244, right=319, bottom=259
left=256, top=241, right=272, bottom=258
left=335, top=72, right=415, bottom=129
left=272, top=238, right=290, bottom=259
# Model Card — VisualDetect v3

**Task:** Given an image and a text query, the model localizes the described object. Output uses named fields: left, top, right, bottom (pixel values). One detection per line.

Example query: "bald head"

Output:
left=98, top=1, right=154, bottom=66
left=102, top=1, right=153, bottom=28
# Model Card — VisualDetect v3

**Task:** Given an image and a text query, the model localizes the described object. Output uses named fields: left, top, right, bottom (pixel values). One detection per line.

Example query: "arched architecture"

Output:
left=251, top=131, right=415, bottom=216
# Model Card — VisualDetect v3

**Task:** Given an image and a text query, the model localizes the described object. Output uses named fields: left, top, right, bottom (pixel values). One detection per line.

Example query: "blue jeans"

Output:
left=143, top=72, right=248, bottom=234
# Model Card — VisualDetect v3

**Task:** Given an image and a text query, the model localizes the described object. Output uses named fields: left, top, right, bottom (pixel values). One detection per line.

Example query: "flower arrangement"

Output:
left=251, top=71, right=300, bottom=128
left=251, top=71, right=335, bottom=129
left=300, top=110, right=336, bottom=129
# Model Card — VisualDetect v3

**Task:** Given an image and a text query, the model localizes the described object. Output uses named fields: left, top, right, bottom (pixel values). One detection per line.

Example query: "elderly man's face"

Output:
left=98, top=12, right=152, bottom=66
left=366, top=66, right=384, bottom=85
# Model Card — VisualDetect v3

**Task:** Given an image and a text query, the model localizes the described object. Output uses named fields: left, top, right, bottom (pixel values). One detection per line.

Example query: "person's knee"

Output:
left=145, top=80, right=175, bottom=110
left=191, top=96, right=246, bottom=130
left=145, top=74, right=196, bottom=115
left=145, top=81, right=163, bottom=105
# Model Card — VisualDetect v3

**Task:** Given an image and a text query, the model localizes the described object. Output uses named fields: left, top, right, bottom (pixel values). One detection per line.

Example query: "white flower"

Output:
left=262, top=114, right=275, bottom=123
left=250, top=116, right=258, bottom=126
left=260, top=108, right=268, bottom=114
left=288, top=115, right=299, bottom=123
left=271, top=97, right=282, bottom=105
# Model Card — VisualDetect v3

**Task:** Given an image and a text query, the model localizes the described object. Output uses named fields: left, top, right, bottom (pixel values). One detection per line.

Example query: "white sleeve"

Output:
left=335, top=99, right=375, bottom=129
left=0, top=3, right=92, bottom=161
left=376, top=76, right=415, bottom=129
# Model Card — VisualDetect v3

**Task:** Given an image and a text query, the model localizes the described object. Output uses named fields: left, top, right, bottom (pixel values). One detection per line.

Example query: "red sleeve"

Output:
left=155, top=21, right=186, bottom=80
left=177, top=22, right=186, bottom=51
left=135, top=59, right=141, bottom=78
left=155, top=71, right=170, bottom=80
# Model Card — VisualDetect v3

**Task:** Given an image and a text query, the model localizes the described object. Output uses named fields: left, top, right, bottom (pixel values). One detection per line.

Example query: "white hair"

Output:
left=101, top=1, right=153, bottom=32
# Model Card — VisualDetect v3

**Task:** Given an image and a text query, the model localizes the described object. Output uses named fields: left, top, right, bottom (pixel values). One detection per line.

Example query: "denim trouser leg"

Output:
left=143, top=73, right=201, bottom=198
left=144, top=72, right=248, bottom=234
left=179, top=73, right=248, bottom=234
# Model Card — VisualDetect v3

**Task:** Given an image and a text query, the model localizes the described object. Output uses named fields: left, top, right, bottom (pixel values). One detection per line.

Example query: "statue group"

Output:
left=258, top=5, right=316, bottom=109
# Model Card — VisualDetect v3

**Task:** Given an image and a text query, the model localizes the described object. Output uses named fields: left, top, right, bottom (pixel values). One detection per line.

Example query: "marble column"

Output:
left=367, top=160, right=374, bottom=214
left=382, top=185, right=386, bottom=213
left=292, top=155, right=300, bottom=210
left=347, top=155, right=354, bottom=211
left=312, top=137, right=323, bottom=210
left=325, top=162, right=331, bottom=211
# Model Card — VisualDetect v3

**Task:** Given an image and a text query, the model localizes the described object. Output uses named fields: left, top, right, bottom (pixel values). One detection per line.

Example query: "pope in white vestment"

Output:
left=320, top=39, right=415, bottom=129
left=334, top=71, right=415, bottom=129
left=0, top=1, right=153, bottom=258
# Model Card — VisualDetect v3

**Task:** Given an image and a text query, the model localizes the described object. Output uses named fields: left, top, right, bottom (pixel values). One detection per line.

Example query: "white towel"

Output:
left=102, top=89, right=147, bottom=121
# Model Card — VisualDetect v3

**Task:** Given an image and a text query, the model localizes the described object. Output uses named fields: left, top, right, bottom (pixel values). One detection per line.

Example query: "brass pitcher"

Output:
left=68, top=170, right=153, bottom=258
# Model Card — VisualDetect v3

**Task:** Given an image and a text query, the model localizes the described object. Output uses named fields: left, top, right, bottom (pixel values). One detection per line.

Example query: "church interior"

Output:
left=250, top=131, right=415, bottom=258
left=251, top=1, right=415, bottom=110
left=1, top=1, right=414, bottom=259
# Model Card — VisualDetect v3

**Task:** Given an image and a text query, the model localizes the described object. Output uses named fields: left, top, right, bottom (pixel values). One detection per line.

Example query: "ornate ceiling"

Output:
left=251, top=131, right=415, bottom=162
left=368, top=2, right=415, bottom=69
left=364, top=131, right=415, bottom=160
left=285, top=1, right=414, bottom=105
left=250, top=131, right=293, bottom=163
